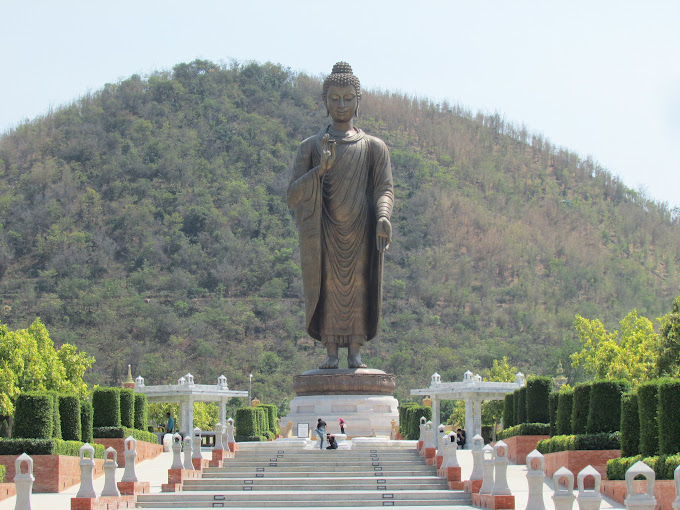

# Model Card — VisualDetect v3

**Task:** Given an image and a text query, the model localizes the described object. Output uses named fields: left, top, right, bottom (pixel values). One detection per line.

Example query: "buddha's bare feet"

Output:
left=320, top=355, right=339, bottom=369
left=348, top=342, right=367, bottom=368
left=348, top=353, right=367, bottom=369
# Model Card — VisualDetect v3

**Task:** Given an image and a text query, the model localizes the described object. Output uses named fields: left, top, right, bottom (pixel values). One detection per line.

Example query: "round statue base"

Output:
left=281, top=394, right=399, bottom=439
left=283, top=369, right=398, bottom=438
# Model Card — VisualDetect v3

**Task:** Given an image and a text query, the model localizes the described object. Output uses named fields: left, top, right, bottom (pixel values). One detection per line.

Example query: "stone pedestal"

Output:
left=281, top=368, right=399, bottom=438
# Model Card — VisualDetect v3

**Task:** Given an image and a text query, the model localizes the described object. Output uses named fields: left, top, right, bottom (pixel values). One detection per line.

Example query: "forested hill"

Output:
left=1, top=60, right=679, bottom=404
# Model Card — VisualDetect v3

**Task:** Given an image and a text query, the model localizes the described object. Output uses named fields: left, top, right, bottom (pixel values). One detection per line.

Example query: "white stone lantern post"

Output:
left=192, top=427, right=202, bottom=459
left=183, top=435, right=194, bottom=470
left=101, top=447, right=120, bottom=497
left=673, top=464, right=680, bottom=510
left=491, top=440, right=511, bottom=495
left=171, top=433, right=183, bottom=469
left=76, top=443, right=97, bottom=498
left=525, top=450, right=546, bottom=510
left=121, top=436, right=138, bottom=483
left=470, top=434, right=484, bottom=480
left=624, top=461, right=656, bottom=510
left=577, top=465, right=602, bottom=510
left=552, top=466, right=575, bottom=510
left=14, top=453, right=34, bottom=510
left=479, top=445, right=495, bottom=495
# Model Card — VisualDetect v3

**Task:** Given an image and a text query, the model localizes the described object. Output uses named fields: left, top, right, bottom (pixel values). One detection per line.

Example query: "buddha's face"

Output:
left=326, top=84, right=358, bottom=123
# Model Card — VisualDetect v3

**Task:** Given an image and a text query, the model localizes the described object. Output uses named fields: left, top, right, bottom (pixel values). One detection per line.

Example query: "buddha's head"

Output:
left=323, top=62, right=362, bottom=120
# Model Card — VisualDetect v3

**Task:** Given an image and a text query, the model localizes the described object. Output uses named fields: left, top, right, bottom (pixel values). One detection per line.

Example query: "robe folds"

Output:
left=287, top=127, right=394, bottom=345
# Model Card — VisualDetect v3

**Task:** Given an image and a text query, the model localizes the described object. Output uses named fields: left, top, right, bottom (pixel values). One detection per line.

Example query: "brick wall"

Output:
left=544, top=450, right=620, bottom=488
left=0, top=455, right=104, bottom=493
left=0, top=482, right=17, bottom=502
left=601, top=479, right=675, bottom=510
left=502, top=435, right=550, bottom=465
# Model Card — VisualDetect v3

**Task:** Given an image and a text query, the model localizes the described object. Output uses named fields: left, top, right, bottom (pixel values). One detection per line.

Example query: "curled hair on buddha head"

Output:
left=323, top=61, right=362, bottom=117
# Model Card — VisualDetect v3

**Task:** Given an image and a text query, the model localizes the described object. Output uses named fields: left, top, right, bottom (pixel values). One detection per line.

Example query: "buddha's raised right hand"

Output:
left=319, top=133, right=336, bottom=176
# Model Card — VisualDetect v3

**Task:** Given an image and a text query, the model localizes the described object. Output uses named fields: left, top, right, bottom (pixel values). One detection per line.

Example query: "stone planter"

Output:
left=93, top=438, right=162, bottom=467
left=544, top=450, right=620, bottom=488
left=601, top=479, right=675, bottom=510
left=501, top=435, right=550, bottom=465
left=0, top=455, right=105, bottom=493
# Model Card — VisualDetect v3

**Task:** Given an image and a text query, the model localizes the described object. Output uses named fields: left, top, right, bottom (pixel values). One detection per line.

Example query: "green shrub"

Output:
left=503, top=394, right=514, bottom=428
left=13, top=392, right=53, bottom=439
left=399, top=402, right=417, bottom=436
left=406, top=405, right=432, bottom=440
left=235, top=408, right=260, bottom=438
left=556, top=390, right=573, bottom=436
left=133, top=394, right=148, bottom=431
left=46, top=391, right=62, bottom=440
left=92, top=426, right=158, bottom=443
left=497, top=423, right=550, bottom=440
left=0, top=418, right=9, bottom=438
left=637, top=381, right=659, bottom=456
left=257, top=404, right=279, bottom=434
left=59, top=395, right=81, bottom=441
left=119, top=388, right=135, bottom=429
left=658, top=378, right=680, bottom=454
left=607, top=455, right=680, bottom=481
left=512, top=390, right=520, bottom=428
left=0, top=438, right=105, bottom=458
left=80, top=401, right=93, bottom=443
left=536, top=433, right=620, bottom=454
left=587, top=380, right=627, bottom=434
left=0, top=464, right=5, bottom=483
left=92, top=388, right=121, bottom=427
left=549, top=393, right=559, bottom=437
left=620, top=392, right=639, bottom=457
left=517, top=387, right=527, bottom=424
left=571, top=383, right=591, bottom=435
left=526, top=377, right=551, bottom=424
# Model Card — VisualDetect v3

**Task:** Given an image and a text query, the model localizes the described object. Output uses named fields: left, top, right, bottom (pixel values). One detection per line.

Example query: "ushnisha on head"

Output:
left=323, top=61, right=362, bottom=117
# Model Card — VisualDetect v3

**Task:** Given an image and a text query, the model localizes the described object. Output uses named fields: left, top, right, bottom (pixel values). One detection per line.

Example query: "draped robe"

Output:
left=287, top=127, right=394, bottom=345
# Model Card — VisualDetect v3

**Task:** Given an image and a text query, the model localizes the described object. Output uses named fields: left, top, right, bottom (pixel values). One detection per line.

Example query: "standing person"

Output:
left=338, top=418, right=346, bottom=434
left=316, top=418, right=327, bottom=450
left=166, top=412, right=175, bottom=433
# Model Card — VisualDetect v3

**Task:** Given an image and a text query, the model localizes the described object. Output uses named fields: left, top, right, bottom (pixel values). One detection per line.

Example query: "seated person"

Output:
left=326, top=434, right=338, bottom=450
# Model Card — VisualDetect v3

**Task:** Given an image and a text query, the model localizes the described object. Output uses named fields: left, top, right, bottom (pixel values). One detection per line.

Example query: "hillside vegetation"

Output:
left=1, top=60, right=679, bottom=404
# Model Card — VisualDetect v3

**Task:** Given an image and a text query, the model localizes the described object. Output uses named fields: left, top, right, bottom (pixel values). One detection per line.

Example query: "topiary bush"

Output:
left=59, top=395, right=81, bottom=441
left=497, top=423, right=550, bottom=440
left=587, top=380, right=628, bottom=434
left=637, top=381, right=660, bottom=456
left=119, top=388, right=135, bottom=428
left=399, top=402, right=417, bottom=437
left=45, top=391, right=62, bottom=440
left=571, top=383, right=591, bottom=435
left=234, top=407, right=267, bottom=441
left=556, top=389, right=573, bottom=436
left=134, top=394, right=148, bottom=431
left=620, top=392, right=639, bottom=457
left=0, top=464, right=4, bottom=483
left=503, top=393, right=514, bottom=429
left=515, top=386, right=526, bottom=424
left=92, top=426, right=157, bottom=443
left=407, top=405, right=432, bottom=440
left=0, top=438, right=105, bottom=458
left=13, top=392, right=53, bottom=439
left=658, top=378, right=680, bottom=454
left=257, top=403, right=279, bottom=435
left=549, top=392, right=559, bottom=437
left=80, top=400, right=93, bottom=443
left=525, top=377, right=551, bottom=424
left=92, top=387, right=121, bottom=427
left=536, top=432, right=620, bottom=454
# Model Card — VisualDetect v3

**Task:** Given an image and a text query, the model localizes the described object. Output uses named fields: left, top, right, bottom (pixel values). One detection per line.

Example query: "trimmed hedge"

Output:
left=234, top=407, right=267, bottom=442
left=398, top=402, right=417, bottom=436
left=526, top=377, right=551, bottom=424
left=0, top=438, right=106, bottom=458
left=92, top=426, right=158, bottom=444
left=517, top=387, right=527, bottom=424
left=80, top=401, right=93, bottom=443
left=571, top=383, right=591, bottom=435
left=556, top=390, right=573, bottom=436
left=405, top=405, right=432, bottom=440
left=59, top=395, right=81, bottom=441
left=46, top=391, right=62, bottom=440
left=13, top=392, right=53, bottom=439
left=498, top=422, right=550, bottom=440
left=119, top=388, right=135, bottom=429
left=637, top=381, right=660, bottom=456
left=607, top=454, right=680, bottom=481
left=503, top=394, right=514, bottom=429
left=658, top=378, right=680, bottom=454
left=257, top=403, right=279, bottom=435
left=536, top=432, right=620, bottom=454
left=620, top=392, right=639, bottom=457
left=134, top=394, right=148, bottom=431
left=549, top=393, right=559, bottom=437
left=587, top=380, right=627, bottom=434
left=92, top=387, right=121, bottom=427
left=0, top=464, right=4, bottom=483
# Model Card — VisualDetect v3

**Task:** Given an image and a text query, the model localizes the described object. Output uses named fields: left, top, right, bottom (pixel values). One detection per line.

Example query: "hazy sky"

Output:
left=2, top=0, right=679, bottom=209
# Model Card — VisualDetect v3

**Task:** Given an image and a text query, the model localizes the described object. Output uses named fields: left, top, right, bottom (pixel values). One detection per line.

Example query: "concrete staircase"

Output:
left=136, top=441, right=472, bottom=508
